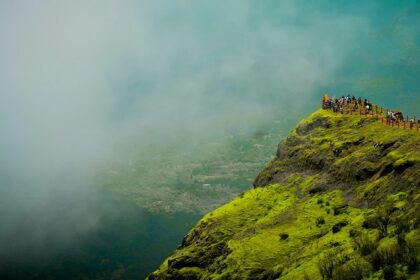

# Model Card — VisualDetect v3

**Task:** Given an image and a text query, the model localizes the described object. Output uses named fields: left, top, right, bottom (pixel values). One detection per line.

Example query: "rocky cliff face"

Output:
left=148, top=109, right=420, bottom=280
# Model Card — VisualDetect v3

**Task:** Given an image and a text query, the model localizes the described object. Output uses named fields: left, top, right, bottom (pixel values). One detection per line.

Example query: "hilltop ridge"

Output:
left=148, top=109, right=420, bottom=280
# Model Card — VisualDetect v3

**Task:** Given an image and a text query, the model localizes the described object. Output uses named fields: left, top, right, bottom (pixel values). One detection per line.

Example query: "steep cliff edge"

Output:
left=148, top=109, right=420, bottom=280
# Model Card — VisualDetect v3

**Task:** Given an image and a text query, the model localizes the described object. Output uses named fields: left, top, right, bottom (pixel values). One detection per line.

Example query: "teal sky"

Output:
left=109, top=0, right=420, bottom=119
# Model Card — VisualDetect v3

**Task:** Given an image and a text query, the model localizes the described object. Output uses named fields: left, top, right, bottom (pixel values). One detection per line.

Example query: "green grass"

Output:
left=149, top=109, right=420, bottom=279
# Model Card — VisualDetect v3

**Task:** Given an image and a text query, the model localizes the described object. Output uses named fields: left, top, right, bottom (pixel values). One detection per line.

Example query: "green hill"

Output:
left=148, top=109, right=420, bottom=280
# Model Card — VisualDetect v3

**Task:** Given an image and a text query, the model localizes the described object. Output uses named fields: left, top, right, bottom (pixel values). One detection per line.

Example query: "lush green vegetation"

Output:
left=149, top=110, right=420, bottom=279
left=97, top=114, right=298, bottom=214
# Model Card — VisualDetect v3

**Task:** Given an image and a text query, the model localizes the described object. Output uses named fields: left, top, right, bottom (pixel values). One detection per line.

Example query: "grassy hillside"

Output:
left=148, top=109, right=420, bottom=279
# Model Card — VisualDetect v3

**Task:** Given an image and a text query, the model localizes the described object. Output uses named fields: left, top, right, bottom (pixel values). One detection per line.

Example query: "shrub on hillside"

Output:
left=316, top=216, right=326, bottom=226
left=318, top=251, right=371, bottom=280
left=332, top=257, right=371, bottom=280
left=332, top=221, right=348, bottom=233
left=279, top=233, right=289, bottom=240
left=352, top=233, right=377, bottom=256
left=318, top=251, right=347, bottom=279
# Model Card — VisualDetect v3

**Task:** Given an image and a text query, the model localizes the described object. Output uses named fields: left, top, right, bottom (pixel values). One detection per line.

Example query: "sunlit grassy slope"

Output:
left=148, top=109, right=420, bottom=279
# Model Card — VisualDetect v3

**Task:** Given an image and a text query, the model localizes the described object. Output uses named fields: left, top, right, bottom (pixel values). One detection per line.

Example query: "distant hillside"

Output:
left=148, top=109, right=420, bottom=279
left=98, top=115, right=296, bottom=214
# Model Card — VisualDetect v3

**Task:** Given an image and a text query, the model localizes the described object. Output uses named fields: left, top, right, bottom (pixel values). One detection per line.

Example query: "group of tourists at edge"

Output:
left=322, top=94, right=419, bottom=131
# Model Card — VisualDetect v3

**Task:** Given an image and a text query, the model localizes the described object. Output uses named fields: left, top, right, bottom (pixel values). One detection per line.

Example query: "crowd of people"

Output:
left=322, top=93, right=373, bottom=114
left=386, top=110, right=403, bottom=125
left=322, top=93, right=418, bottom=130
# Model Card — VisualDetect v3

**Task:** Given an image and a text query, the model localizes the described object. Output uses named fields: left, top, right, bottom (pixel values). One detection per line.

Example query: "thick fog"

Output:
left=0, top=1, right=418, bottom=262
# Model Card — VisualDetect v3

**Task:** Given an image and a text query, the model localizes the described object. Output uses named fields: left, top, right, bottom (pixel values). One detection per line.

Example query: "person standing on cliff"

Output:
left=323, top=93, right=329, bottom=109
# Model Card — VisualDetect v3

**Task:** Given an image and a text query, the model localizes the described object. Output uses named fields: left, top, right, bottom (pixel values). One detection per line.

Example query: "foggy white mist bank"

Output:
left=0, top=0, right=418, bottom=261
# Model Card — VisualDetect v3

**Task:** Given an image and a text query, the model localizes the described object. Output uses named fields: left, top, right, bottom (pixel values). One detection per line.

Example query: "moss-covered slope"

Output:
left=148, top=109, right=420, bottom=280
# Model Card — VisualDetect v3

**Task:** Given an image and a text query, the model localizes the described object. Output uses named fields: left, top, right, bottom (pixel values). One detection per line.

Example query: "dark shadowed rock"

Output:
left=296, top=116, right=331, bottom=135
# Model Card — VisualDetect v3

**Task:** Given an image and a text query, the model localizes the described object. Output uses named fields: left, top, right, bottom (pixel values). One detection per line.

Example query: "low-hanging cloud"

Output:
left=1, top=0, right=416, bottom=262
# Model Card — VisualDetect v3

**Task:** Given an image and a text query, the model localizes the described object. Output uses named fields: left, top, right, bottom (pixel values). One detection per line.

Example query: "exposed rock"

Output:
left=295, top=116, right=331, bottom=135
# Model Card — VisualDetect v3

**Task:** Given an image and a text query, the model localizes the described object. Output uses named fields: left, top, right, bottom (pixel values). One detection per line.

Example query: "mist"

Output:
left=0, top=0, right=418, bottom=264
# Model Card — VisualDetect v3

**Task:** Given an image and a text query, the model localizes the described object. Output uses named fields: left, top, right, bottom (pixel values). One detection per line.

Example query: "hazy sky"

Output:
left=0, top=0, right=419, bottom=261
